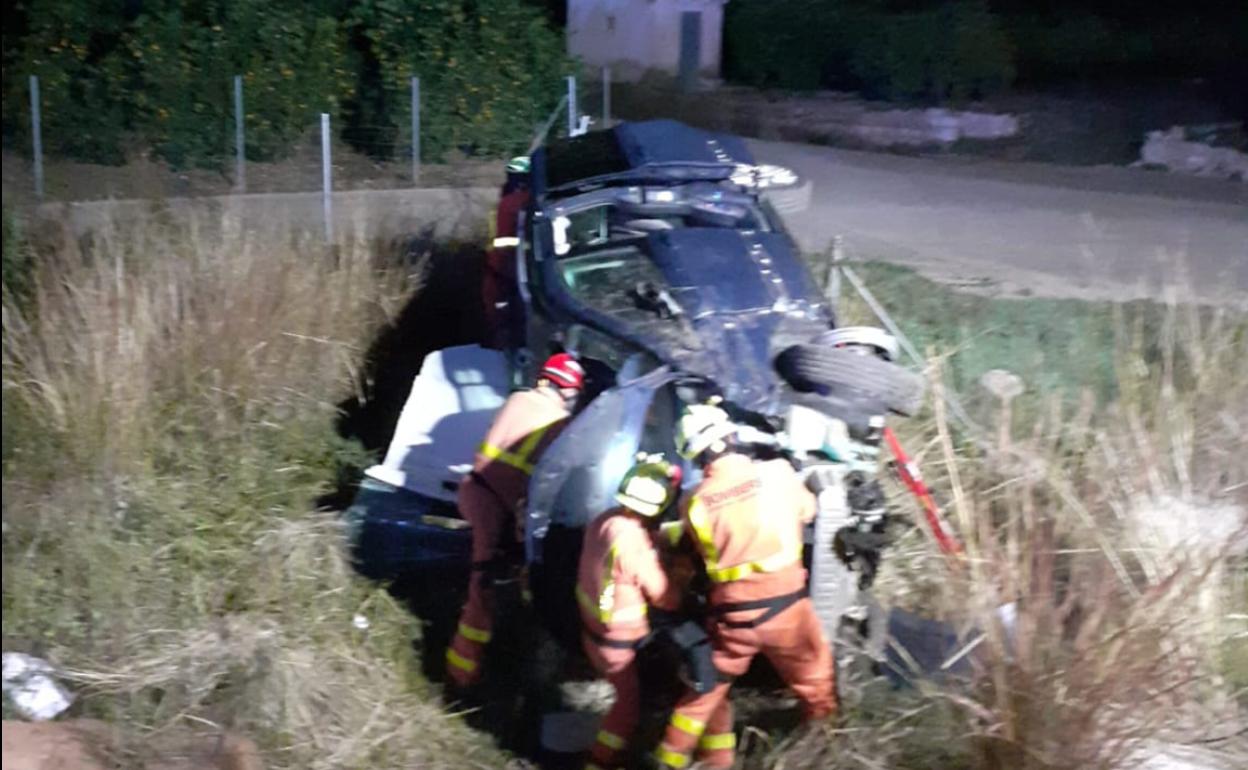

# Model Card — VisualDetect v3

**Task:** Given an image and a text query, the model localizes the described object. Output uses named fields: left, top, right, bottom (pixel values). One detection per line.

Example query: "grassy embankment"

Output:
left=1, top=207, right=508, bottom=768
left=754, top=259, right=1247, bottom=769
left=3, top=208, right=1244, bottom=769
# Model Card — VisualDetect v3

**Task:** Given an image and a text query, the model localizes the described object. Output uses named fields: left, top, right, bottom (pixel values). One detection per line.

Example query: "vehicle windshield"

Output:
left=549, top=186, right=772, bottom=255
left=555, top=240, right=702, bottom=356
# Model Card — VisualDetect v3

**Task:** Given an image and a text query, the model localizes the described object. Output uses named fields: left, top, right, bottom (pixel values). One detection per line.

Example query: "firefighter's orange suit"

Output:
left=577, top=509, right=682, bottom=769
left=446, top=387, right=569, bottom=687
left=483, top=187, right=530, bottom=349
left=656, top=454, right=837, bottom=769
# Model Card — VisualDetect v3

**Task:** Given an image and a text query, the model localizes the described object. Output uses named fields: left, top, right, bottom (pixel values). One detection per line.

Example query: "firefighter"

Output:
left=654, top=403, right=837, bottom=770
left=577, top=454, right=686, bottom=770
left=483, top=156, right=531, bottom=349
left=445, top=352, right=585, bottom=690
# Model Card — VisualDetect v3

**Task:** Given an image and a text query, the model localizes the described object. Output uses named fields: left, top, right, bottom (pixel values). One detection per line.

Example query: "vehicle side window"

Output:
left=566, top=206, right=609, bottom=249
left=637, top=384, right=678, bottom=460
left=569, top=321, right=663, bottom=379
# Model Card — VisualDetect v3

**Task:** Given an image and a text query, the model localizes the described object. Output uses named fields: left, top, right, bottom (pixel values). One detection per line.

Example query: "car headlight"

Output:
left=731, top=164, right=800, bottom=190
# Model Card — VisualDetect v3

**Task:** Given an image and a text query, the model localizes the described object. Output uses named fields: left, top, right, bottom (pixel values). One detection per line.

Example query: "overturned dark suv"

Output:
left=348, top=120, right=924, bottom=661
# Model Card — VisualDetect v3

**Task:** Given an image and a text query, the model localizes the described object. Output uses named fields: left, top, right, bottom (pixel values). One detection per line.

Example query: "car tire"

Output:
left=775, top=344, right=926, bottom=417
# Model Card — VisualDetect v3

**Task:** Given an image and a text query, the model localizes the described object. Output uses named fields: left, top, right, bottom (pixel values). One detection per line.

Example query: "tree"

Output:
left=347, top=0, right=570, bottom=160
left=127, top=0, right=352, bottom=167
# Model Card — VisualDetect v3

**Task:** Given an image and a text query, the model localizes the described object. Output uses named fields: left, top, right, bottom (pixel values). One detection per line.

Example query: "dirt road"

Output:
left=751, top=140, right=1248, bottom=305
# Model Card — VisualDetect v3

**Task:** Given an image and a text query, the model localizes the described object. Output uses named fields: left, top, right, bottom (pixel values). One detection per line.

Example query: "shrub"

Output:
left=347, top=0, right=570, bottom=160
left=126, top=0, right=352, bottom=168
left=2, top=209, right=36, bottom=310
left=849, top=1, right=1015, bottom=101
left=722, top=0, right=842, bottom=91
left=1006, top=13, right=1137, bottom=82
left=724, top=1, right=1014, bottom=101
left=1, top=0, right=131, bottom=163
left=3, top=0, right=569, bottom=168
left=764, top=263, right=1247, bottom=769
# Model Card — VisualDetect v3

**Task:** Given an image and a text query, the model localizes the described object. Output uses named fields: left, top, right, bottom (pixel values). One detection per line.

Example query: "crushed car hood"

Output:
left=648, top=228, right=820, bottom=316
left=645, top=228, right=828, bottom=409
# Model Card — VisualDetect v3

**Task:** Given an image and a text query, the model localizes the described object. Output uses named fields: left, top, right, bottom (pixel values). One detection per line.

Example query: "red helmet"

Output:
left=539, top=353, right=585, bottom=390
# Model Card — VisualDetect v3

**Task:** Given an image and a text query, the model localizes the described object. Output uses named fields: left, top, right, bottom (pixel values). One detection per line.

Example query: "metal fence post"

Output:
left=566, top=75, right=577, bottom=137
left=602, top=66, right=611, bottom=126
left=29, top=75, right=44, bottom=200
left=321, top=113, right=333, bottom=243
left=233, top=75, right=245, bottom=192
left=411, top=76, right=421, bottom=185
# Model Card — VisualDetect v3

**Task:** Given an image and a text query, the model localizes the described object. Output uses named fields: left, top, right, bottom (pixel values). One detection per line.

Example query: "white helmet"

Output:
left=675, top=403, right=736, bottom=460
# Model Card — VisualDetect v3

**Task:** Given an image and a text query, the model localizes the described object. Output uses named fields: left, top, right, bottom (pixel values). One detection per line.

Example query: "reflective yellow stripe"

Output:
left=478, top=442, right=536, bottom=474
left=707, top=561, right=753, bottom=582
left=655, top=746, right=691, bottom=768
left=457, top=623, right=491, bottom=644
left=492, top=236, right=520, bottom=248
left=479, top=424, right=551, bottom=476
left=686, top=497, right=721, bottom=571
left=596, top=730, right=626, bottom=750
left=577, top=541, right=650, bottom=625
left=576, top=585, right=647, bottom=624
left=669, top=712, right=705, bottom=737
left=445, top=648, right=477, bottom=673
left=705, top=544, right=801, bottom=583
left=660, top=520, right=685, bottom=547
left=755, top=545, right=801, bottom=573
left=515, top=423, right=551, bottom=458
left=699, top=732, right=736, bottom=750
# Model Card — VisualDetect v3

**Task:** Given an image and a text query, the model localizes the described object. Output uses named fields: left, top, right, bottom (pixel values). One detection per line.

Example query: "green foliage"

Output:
left=1006, top=13, right=1140, bottom=82
left=2, top=0, right=130, bottom=163
left=1006, top=11, right=1246, bottom=83
left=827, top=261, right=1148, bottom=412
left=1, top=213, right=515, bottom=767
left=722, top=0, right=844, bottom=91
left=851, top=1, right=1015, bottom=101
left=724, top=0, right=1014, bottom=101
left=2, top=210, right=36, bottom=311
left=126, top=1, right=352, bottom=168
left=347, top=0, right=569, bottom=159
left=3, top=0, right=568, bottom=168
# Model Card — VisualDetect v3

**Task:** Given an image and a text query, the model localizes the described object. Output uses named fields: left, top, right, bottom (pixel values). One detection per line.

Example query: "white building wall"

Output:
left=567, top=0, right=726, bottom=81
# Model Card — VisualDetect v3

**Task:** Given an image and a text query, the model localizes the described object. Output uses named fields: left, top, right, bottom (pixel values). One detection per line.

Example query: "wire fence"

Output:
left=6, top=68, right=620, bottom=207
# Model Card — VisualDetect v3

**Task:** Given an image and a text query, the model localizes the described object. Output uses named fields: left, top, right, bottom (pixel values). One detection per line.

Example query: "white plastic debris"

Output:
left=925, top=109, right=962, bottom=143
left=2, top=652, right=74, bottom=720
left=956, top=111, right=1021, bottom=140
left=1138, top=126, right=1248, bottom=182
left=352, top=614, right=370, bottom=631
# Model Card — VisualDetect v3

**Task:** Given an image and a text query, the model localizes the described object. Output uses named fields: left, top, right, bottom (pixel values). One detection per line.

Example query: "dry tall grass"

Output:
left=942, top=304, right=1248, bottom=769
left=5, top=208, right=1245, bottom=770
left=2, top=207, right=509, bottom=768
left=765, top=286, right=1248, bottom=769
